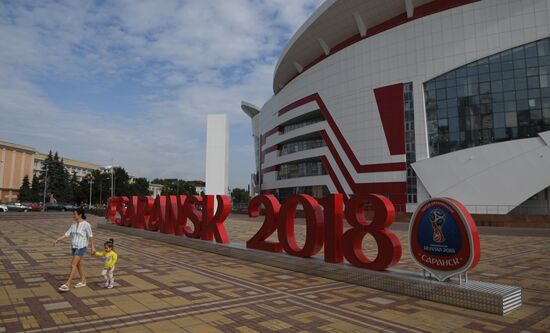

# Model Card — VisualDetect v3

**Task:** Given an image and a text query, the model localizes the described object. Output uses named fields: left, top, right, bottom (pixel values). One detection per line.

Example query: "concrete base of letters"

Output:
left=99, top=223, right=522, bottom=315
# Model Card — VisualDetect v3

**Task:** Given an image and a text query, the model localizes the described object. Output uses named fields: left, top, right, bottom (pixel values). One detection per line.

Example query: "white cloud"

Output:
left=0, top=0, right=324, bottom=187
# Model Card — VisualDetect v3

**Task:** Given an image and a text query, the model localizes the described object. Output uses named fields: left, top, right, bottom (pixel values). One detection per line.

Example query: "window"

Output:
left=277, top=159, right=327, bottom=180
left=425, top=37, right=550, bottom=156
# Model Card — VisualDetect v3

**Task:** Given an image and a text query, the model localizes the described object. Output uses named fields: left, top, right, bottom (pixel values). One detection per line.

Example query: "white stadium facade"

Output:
left=243, top=0, right=550, bottom=214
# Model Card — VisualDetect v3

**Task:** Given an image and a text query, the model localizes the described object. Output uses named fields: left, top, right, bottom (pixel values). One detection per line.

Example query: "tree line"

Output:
left=17, top=151, right=223, bottom=205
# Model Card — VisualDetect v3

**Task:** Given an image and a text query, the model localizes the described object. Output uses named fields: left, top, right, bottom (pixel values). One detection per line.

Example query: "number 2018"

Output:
left=247, top=194, right=402, bottom=271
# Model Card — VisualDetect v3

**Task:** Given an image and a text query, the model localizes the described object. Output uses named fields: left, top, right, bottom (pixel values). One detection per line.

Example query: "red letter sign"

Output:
left=341, top=194, right=402, bottom=270
left=278, top=194, right=323, bottom=258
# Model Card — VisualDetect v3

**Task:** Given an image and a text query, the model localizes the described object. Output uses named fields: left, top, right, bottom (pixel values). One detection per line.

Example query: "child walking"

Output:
left=93, top=239, right=118, bottom=288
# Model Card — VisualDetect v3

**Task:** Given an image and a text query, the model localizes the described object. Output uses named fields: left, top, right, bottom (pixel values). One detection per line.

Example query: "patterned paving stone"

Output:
left=0, top=212, right=549, bottom=332
left=43, top=301, right=72, bottom=311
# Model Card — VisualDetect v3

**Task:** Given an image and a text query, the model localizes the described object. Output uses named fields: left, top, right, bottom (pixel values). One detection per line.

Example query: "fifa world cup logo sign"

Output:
left=429, top=209, right=446, bottom=243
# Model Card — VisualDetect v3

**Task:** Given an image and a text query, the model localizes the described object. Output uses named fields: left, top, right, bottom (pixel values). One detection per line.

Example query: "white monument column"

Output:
left=205, top=114, right=229, bottom=196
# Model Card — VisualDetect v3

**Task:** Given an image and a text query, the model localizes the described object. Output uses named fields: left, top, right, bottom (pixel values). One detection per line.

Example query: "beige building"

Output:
left=33, top=153, right=101, bottom=181
left=0, top=140, right=101, bottom=203
left=149, top=183, right=163, bottom=197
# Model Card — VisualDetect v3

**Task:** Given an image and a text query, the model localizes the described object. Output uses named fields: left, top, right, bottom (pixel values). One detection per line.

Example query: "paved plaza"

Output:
left=0, top=213, right=549, bottom=332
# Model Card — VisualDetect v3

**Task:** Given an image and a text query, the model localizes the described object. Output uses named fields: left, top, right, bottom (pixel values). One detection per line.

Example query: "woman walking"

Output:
left=53, top=208, right=95, bottom=291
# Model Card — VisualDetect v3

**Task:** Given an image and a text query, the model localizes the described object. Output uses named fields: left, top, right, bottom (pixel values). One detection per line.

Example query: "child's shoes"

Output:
left=107, top=284, right=114, bottom=289
left=104, top=281, right=109, bottom=288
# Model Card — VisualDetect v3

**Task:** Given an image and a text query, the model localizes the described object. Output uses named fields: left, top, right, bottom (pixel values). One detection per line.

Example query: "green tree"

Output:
left=130, top=178, right=150, bottom=196
left=69, top=172, right=79, bottom=204
left=231, top=188, right=249, bottom=203
left=151, top=179, right=198, bottom=196
left=30, top=174, right=40, bottom=202
left=38, top=151, right=54, bottom=201
left=90, top=170, right=110, bottom=204
left=113, top=167, right=130, bottom=196
left=18, top=175, right=31, bottom=202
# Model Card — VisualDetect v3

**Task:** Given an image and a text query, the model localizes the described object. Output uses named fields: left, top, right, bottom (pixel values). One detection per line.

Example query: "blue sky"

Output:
left=0, top=0, right=323, bottom=188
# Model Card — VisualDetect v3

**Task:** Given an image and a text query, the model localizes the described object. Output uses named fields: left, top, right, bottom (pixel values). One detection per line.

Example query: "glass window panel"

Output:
left=446, top=87, right=457, bottom=99
left=455, top=67, right=467, bottom=77
left=490, top=71, right=502, bottom=81
left=518, top=126, right=530, bottom=137
left=491, top=80, right=503, bottom=92
left=501, top=50, right=512, bottom=61
left=427, top=106, right=438, bottom=120
left=526, top=57, right=538, bottom=68
left=490, top=62, right=501, bottom=72
left=467, top=65, right=478, bottom=76
left=525, top=42, right=538, bottom=58
left=502, top=61, right=514, bottom=71
left=527, top=67, right=539, bottom=76
left=467, top=82, right=478, bottom=95
left=495, top=127, right=506, bottom=139
left=425, top=82, right=436, bottom=91
left=493, top=92, right=504, bottom=102
left=479, top=73, right=490, bottom=82
left=530, top=109, right=542, bottom=125
left=502, top=70, right=514, bottom=79
left=505, top=100, right=516, bottom=112
left=437, top=107, right=448, bottom=119
left=505, top=112, right=518, bottom=127
left=503, top=79, right=515, bottom=91
left=478, top=63, right=490, bottom=74
left=513, top=45, right=525, bottom=59
left=513, top=58, right=526, bottom=69
left=493, top=112, right=505, bottom=128
left=436, top=79, right=446, bottom=89
left=514, top=68, right=527, bottom=78
left=517, top=99, right=529, bottom=110
left=540, top=56, right=550, bottom=66
left=436, top=89, right=446, bottom=100
left=543, top=108, right=550, bottom=124
left=493, top=102, right=504, bottom=113
left=445, top=71, right=456, bottom=80
left=456, top=85, right=467, bottom=97
left=479, top=82, right=491, bottom=95
left=528, top=76, right=540, bottom=88
left=504, top=91, right=516, bottom=101
left=529, top=88, right=540, bottom=98
left=447, top=106, right=458, bottom=118
left=449, top=117, right=459, bottom=132
left=538, top=39, right=550, bottom=56
left=482, top=114, right=493, bottom=128
left=529, top=98, right=540, bottom=108
left=515, top=77, right=527, bottom=90
left=447, top=97, right=458, bottom=108
left=518, top=110, right=530, bottom=126
left=515, top=89, right=527, bottom=99
left=540, top=74, right=550, bottom=88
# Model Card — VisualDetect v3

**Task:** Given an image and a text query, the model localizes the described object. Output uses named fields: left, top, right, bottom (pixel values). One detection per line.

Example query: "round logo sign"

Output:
left=408, top=198, right=480, bottom=281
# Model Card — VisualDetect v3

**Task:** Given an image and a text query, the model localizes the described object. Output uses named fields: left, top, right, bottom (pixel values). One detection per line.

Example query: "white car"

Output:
left=0, top=204, right=7, bottom=212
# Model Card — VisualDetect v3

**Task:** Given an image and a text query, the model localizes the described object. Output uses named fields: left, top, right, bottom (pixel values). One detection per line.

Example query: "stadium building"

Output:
left=243, top=0, right=550, bottom=214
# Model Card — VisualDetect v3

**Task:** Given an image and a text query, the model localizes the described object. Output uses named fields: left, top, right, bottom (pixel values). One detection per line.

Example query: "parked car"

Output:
left=44, top=203, right=78, bottom=212
left=22, top=202, right=42, bottom=211
left=5, top=202, right=32, bottom=212
left=0, top=204, right=7, bottom=212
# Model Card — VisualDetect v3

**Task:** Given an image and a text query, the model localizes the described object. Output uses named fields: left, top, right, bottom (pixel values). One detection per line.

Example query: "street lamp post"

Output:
left=104, top=165, right=119, bottom=199
left=0, top=160, right=3, bottom=202
left=42, top=169, right=48, bottom=211
left=89, top=178, right=93, bottom=208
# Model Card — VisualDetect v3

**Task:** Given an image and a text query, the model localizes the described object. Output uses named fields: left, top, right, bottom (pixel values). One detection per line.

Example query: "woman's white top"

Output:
left=64, top=220, right=93, bottom=249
